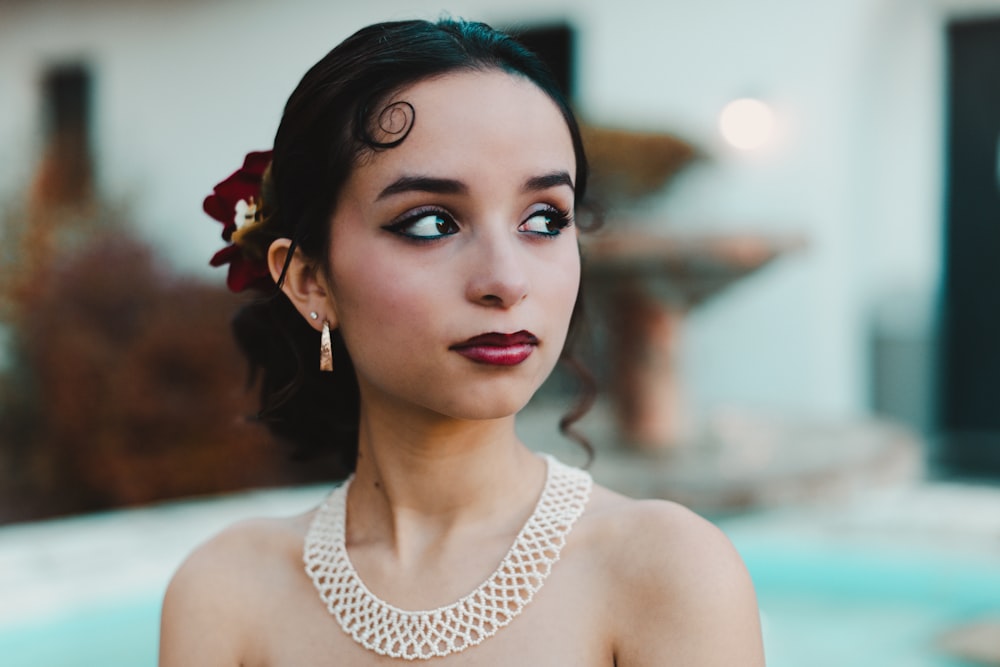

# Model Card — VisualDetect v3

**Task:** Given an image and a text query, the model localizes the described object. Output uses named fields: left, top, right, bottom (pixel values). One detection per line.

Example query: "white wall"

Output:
left=586, top=0, right=948, bottom=418
left=1, top=0, right=992, bottom=421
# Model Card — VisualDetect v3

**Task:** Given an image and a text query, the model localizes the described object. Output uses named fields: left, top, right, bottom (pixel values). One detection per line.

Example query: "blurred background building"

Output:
left=2, top=0, right=997, bottom=484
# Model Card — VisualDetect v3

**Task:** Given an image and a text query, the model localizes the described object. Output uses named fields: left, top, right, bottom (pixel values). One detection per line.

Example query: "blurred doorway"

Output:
left=940, top=17, right=1000, bottom=477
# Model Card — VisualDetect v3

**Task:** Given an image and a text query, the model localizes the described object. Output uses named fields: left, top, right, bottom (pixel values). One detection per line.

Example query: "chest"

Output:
left=248, top=558, right=612, bottom=667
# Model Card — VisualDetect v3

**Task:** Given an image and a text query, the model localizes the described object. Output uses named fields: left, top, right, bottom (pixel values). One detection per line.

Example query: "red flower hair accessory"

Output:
left=204, top=150, right=274, bottom=292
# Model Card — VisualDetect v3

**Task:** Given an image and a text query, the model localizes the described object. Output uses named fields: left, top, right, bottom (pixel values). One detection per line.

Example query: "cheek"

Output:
left=330, top=248, right=442, bottom=342
left=527, top=243, right=581, bottom=354
left=547, top=244, right=582, bottom=309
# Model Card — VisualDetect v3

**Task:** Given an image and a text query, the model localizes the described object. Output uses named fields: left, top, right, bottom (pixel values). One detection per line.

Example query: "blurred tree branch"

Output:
left=0, top=186, right=329, bottom=523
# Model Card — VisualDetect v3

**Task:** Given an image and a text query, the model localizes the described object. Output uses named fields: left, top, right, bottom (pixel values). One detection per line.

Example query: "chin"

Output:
left=449, top=400, right=532, bottom=422
left=436, top=386, right=536, bottom=422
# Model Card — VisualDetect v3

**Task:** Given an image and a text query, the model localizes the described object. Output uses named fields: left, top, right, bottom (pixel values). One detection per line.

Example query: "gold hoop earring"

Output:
left=320, top=320, right=334, bottom=372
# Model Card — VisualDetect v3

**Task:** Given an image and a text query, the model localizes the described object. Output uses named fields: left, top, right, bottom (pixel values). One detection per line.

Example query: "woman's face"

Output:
left=325, top=69, right=580, bottom=424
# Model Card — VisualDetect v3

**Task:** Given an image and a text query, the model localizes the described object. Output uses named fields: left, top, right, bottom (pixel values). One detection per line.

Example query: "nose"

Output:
left=465, top=230, right=529, bottom=308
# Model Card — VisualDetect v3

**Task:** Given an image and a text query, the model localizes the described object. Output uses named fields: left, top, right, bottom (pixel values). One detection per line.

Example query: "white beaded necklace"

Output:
left=303, top=454, right=592, bottom=661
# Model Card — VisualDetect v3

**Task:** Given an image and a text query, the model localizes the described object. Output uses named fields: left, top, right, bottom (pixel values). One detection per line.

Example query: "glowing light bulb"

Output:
left=719, top=98, right=775, bottom=150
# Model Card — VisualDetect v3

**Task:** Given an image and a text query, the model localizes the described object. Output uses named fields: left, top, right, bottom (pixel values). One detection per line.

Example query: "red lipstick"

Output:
left=450, top=331, right=538, bottom=366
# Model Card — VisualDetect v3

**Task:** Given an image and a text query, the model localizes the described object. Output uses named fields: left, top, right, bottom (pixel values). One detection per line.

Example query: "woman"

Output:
left=160, top=18, right=764, bottom=665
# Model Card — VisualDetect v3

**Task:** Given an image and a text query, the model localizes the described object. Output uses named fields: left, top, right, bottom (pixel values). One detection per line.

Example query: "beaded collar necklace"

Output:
left=303, top=455, right=592, bottom=660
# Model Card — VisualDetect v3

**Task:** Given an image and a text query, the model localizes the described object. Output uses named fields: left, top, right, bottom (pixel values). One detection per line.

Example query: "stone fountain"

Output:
left=541, top=123, right=925, bottom=512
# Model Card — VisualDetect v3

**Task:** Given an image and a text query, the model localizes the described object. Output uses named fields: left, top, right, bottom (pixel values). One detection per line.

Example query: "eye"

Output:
left=384, top=209, right=459, bottom=240
left=519, top=207, right=573, bottom=236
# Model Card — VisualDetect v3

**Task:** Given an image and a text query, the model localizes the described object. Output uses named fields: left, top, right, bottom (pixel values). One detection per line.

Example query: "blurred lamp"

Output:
left=719, top=98, right=775, bottom=150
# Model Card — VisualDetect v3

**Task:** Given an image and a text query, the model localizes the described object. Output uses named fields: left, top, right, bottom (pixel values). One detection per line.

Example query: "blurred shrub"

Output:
left=0, top=232, right=325, bottom=523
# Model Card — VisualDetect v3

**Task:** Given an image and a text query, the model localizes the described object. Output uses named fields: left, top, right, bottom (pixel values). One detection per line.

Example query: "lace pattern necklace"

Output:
left=303, top=454, right=592, bottom=661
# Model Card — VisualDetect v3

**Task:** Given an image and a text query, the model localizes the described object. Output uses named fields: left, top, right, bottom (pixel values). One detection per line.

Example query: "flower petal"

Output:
left=203, top=194, right=235, bottom=229
left=226, top=254, right=273, bottom=292
left=210, top=244, right=240, bottom=266
left=242, top=151, right=272, bottom=175
left=212, top=177, right=259, bottom=209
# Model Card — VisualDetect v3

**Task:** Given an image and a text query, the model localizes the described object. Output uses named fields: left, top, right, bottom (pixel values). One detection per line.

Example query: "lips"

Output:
left=450, top=330, right=538, bottom=366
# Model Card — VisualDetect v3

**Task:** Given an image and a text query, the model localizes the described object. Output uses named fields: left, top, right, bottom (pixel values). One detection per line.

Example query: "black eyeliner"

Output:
left=382, top=206, right=459, bottom=241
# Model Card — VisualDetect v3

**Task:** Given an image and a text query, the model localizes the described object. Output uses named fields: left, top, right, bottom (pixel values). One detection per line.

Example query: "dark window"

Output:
left=938, top=18, right=1000, bottom=477
left=37, top=63, right=93, bottom=204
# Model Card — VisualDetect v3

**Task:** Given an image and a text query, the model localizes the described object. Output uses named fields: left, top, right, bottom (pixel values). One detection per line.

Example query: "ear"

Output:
left=267, top=238, right=337, bottom=331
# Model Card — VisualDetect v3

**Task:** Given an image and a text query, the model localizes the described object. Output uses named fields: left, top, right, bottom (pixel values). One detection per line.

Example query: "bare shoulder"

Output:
left=582, top=486, right=765, bottom=666
left=584, top=485, right=745, bottom=578
left=167, top=512, right=310, bottom=593
left=159, top=512, right=313, bottom=667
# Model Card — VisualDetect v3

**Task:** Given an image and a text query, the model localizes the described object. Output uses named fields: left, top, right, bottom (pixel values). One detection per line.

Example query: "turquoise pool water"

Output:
left=739, top=538, right=999, bottom=666
left=2, top=533, right=996, bottom=667
left=0, top=593, right=159, bottom=667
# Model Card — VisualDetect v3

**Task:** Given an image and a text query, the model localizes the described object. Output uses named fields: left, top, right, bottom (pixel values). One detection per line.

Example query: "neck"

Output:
left=346, top=401, right=546, bottom=554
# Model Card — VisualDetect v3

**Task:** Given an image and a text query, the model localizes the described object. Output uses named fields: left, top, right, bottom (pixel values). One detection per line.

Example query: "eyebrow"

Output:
left=523, top=171, right=575, bottom=193
left=375, top=170, right=575, bottom=201
left=376, top=176, right=467, bottom=200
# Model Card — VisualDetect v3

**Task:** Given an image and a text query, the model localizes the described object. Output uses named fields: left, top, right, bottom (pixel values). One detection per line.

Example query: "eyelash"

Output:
left=383, top=206, right=458, bottom=242
left=382, top=205, right=574, bottom=242
left=522, top=206, right=574, bottom=237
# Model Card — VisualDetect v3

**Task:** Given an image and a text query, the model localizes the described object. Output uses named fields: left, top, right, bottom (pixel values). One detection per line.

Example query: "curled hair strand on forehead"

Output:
left=358, top=100, right=416, bottom=150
